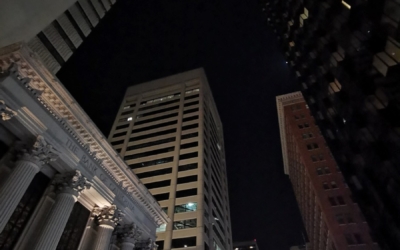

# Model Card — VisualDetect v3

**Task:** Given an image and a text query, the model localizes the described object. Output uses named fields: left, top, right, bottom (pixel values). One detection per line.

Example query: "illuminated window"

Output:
left=127, top=117, right=132, bottom=121
left=156, top=223, right=167, bottom=232
left=173, top=219, right=197, bottom=230
left=174, top=202, right=198, bottom=213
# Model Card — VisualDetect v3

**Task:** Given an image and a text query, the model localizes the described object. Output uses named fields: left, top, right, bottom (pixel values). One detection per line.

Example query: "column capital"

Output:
left=92, top=205, right=124, bottom=228
left=19, top=135, right=60, bottom=166
left=0, top=100, right=17, bottom=121
left=52, top=170, right=91, bottom=198
left=116, top=223, right=142, bottom=242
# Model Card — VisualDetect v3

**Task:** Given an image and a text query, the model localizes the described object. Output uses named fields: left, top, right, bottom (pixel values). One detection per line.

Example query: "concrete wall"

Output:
left=0, top=0, right=76, bottom=47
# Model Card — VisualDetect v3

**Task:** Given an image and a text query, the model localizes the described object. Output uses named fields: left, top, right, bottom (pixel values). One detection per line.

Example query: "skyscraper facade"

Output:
left=262, top=0, right=400, bottom=248
left=277, top=92, right=379, bottom=250
left=0, top=0, right=116, bottom=73
left=108, top=68, right=232, bottom=250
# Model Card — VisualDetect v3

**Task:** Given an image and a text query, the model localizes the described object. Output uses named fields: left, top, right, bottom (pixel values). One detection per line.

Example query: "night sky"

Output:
left=57, top=0, right=305, bottom=249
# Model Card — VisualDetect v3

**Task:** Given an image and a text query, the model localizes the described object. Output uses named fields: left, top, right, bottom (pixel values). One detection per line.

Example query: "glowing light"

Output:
left=127, top=117, right=132, bottom=121
left=184, top=245, right=188, bottom=248
left=341, top=0, right=351, bottom=9
left=187, top=202, right=194, bottom=206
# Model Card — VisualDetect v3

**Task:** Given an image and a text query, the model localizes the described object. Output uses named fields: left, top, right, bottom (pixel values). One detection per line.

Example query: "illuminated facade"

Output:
left=277, top=92, right=378, bottom=250
left=0, top=0, right=117, bottom=73
left=0, top=43, right=168, bottom=249
left=108, top=69, right=232, bottom=250
left=262, top=0, right=400, bottom=248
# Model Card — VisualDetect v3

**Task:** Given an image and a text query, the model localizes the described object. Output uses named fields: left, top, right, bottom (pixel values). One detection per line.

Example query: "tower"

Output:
left=108, top=68, right=232, bottom=250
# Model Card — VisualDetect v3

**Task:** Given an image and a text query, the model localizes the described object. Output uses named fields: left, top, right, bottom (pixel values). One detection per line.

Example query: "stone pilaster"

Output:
left=33, top=170, right=91, bottom=250
left=0, top=135, right=59, bottom=232
left=92, top=205, right=123, bottom=250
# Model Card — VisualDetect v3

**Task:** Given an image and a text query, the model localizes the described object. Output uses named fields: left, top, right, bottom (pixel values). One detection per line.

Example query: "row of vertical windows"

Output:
left=126, top=137, right=175, bottom=151
left=129, top=128, right=176, bottom=142
left=316, top=167, right=331, bottom=175
left=124, top=146, right=175, bottom=160
left=294, top=114, right=306, bottom=120
left=153, top=188, right=197, bottom=201
left=134, top=113, right=178, bottom=126
left=131, top=120, right=177, bottom=134
left=323, top=181, right=338, bottom=189
left=137, top=105, right=179, bottom=118
left=335, top=213, right=355, bottom=224
left=302, top=132, right=314, bottom=139
left=138, top=98, right=180, bottom=111
left=136, top=168, right=172, bottom=179
left=311, top=154, right=324, bottom=162
left=128, top=157, right=174, bottom=169
left=153, top=193, right=170, bottom=201
left=140, top=93, right=181, bottom=106
left=306, top=143, right=319, bottom=150
left=174, top=202, right=197, bottom=213
left=171, top=237, right=196, bottom=248
left=298, top=123, right=310, bottom=129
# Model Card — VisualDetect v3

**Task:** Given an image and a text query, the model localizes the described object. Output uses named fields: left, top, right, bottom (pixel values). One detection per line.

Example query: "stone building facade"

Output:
left=0, top=43, right=169, bottom=249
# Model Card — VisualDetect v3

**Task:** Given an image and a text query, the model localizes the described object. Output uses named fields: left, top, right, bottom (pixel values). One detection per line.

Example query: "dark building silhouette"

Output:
left=261, top=0, right=400, bottom=249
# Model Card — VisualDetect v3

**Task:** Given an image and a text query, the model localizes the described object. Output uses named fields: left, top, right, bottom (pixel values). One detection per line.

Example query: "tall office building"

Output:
left=233, top=240, right=259, bottom=250
left=0, top=0, right=116, bottom=73
left=262, top=0, right=400, bottom=249
left=277, top=92, right=379, bottom=250
left=108, top=68, right=232, bottom=250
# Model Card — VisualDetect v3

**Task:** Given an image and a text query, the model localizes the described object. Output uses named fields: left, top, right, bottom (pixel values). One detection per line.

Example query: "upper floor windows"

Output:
left=345, top=233, right=364, bottom=246
left=323, top=181, right=338, bottom=189
left=328, top=196, right=346, bottom=206
left=179, top=152, right=198, bottom=160
left=316, top=167, right=331, bottom=175
left=176, top=188, right=197, bottom=198
left=306, top=143, right=319, bottom=150
left=311, top=154, right=324, bottom=162
left=173, top=219, right=197, bottom=230
left=174, top=202, right=197, bottom=213
left=302, top=132, right=314, bottom=139
left=335, top=213, right=355, bottom=225
left=298, top=122, right=310, bottom=129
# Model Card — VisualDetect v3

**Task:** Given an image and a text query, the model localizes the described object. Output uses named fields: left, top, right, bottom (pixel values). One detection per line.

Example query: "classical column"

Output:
left=33, top=170, right=91, bottom=250
left=0, top=135, right=59, bottom=232
left=92, top=205, right=123, bottom=250
left=115, top=223, right=142, bottom=250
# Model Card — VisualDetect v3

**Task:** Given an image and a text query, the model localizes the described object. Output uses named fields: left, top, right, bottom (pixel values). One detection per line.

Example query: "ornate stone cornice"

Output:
left=92, top=205, right=123, bottom=227
left=19, top=135, right=60, bottom=165
left=52, top=170, right=91, bottom=197
left=0, top=43, right=169, bottom=226
left=0, top=100, right=17, bottom=121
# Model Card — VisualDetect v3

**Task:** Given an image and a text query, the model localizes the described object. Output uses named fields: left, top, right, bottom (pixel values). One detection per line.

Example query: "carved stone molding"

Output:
left=52, top=170, right=92, bottom=197
left=92, top=205, right=124, bottom=228
left=115, top=223, right=142, bottom=243
left=0, top=100, right=17, bottom=121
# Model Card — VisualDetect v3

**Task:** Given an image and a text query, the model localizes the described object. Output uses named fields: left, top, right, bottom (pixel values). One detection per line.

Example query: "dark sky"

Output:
left=57, top=0, right=304, bottom=249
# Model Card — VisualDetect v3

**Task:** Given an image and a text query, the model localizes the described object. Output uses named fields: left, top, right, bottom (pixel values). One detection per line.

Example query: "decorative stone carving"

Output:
left=115, top=223, right=142, bottom=242
left=52, top=170, right=91, bottom=197
left=0, top=100, right=17, bottom=121
left=92, top=205, right=123, bottom=227
left=19, top=135, right=60, bottom=165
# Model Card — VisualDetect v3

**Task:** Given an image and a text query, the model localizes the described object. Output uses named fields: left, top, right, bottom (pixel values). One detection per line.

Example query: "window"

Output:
left=319, top=154, right=324, bottom=161
left=345, top=234, right=355, bottom=245
left=128, top=157, right=174, bottom=169
left=156, top=241, right=164, bottom=250
left=171, top=237, right=196, bottom=248
left=131, top=120, right=177, bottom=134
left=180, top=141, right=198, bottom=149
left=116, top=123, right=129, bottom=130
left=337, top=196, right=346, bottom=205
left=127, top=137, right=176, bottom=151
left=182, top=115, right=199, bottom=122
left=173, top=219, right=197, bottom=230
left=181, top=132, right=198, bottom=140
left=178, top=163, right=198, bottom=172
left=129, top=128, right=176, bottom=141
left=174, top=202, right=197, bottom=213
left=306, top=143, right=318, bottom=150
left=144, top=180, right=171, bottom=189
left=156, top=223, right=167, bottom=232
left=324, top=167, right=331, bottom=174
left=304, top=123, right=309, bottom=128
left=179, top=152, right=198, bottom=160
left=138, top=105, right=179, bottom=118
left=295, top=115, right=300, bottom=120
left=113, top=131, right=127, bottom=138
left=316, top=168, right=323, bottom=175
left=331, top=181, right=338, bottom=189
left=184, top=101, right=199, bottom=107
left=311, top=155, right=318, bottom=162
left=124, top=147, right=175, bottom=160
left=346, top=213, right=354, bottom=223
left=136, top=168, right=172, bottom=179
left=139, top=98, right=180, bottom=111
left=298, top=124, right=304, bottom=129
left=323, top=182, right=329, bottom=189
left=135, top=113, right=178, bottom=125
left=127, top=117, right=133, bottom=121
left=184, top=94, right=199, bottom=100
left=177, top=175, right=198, bottom=184
left=176, top=188, right=197, bottom=198
left=162, top=207, right=168, bottom=214
left=182, top=123, right=198, bottom=130
left=111, top=139, right=124, bottom=146
left=153, top=193, right=170, bottom=201
left=354, top=234, right=363, bottom=244
left=336, top=214, right=345, bottom=224
left=183, top=108, right=199, bottom=115
left=329, top=197, right=337, bottom=206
